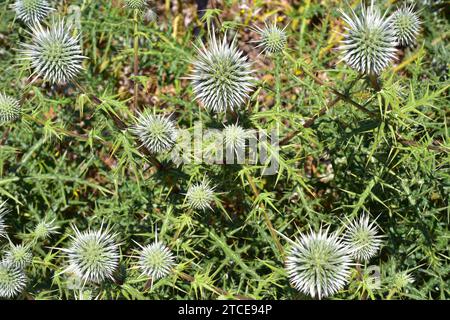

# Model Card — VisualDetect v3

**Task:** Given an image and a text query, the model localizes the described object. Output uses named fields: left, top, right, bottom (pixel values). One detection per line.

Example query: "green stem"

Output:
left=133, top=9, right=140, bottom=112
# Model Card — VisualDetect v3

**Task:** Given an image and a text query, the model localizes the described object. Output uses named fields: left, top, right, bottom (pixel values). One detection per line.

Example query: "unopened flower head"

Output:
left=0, top=93, right=21, bottom=124
left=131, top=111, right=177, bottom=154
left=190, top=32, right=255, bottom=113
left=20, top=20, right=85, bottom=85
left=0, top=201, right=9, bottom=238
left=393, top=271, right=414, bottom=290
left=0, top=260, right=27, bottom=298
left=4, top=243, right=32, bottom=269
left=185, top=178, right=215, bottom=211
left=253, top=21, right=288, bottom=55
left=223, top=123, right=248, bottom=154
left=12, top=0, right=54, bottom=25
left=286, top=228, right=353, bottom=299
left=391, top=4, right=421, bottom=46
left=135, top=241, right=175, bottom=280
left=343, top=214, right=383, bottom=262
left=124, top=0, right=148, bottom=11
left=33, top=218, right=58, bottom=240
left=339, top=1, right=397, bottom=75
left=61, top=224, right=120, bottom=283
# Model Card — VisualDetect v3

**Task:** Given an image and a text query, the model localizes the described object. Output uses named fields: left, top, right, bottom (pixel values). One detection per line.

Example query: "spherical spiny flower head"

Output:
left=185, top=178, right=215, bottom=211
left=4, top=243, right=32, bottom=269
left=391, top=4, right=421, bottom=46
left=0, top=201, right=9, bottom=238
left=190, top=32, right=255, bottom=113
left=343, top=214, right=383, bottom=262
left=33, top=218, right=58, bottom=240
left=0, top=93, right=21, bottom=125
left=223, top=123, right=248, bottom=154
left=135, top=241, right=175, bottom=280
left=124, top=0, right=148, bottom=11
left=131, top=111, right=177, bottom=154
left=61, top=224, right=120, bottom=283
left=12, top=0, right=54, bottom=25
left=286, top=228, right=353, bottom=299
left=20, top=20, right=85, bottom=85
left=339, top=1, right=397, bottom=75
left=393, top=271, right=414, bottom=290
left=253, top=21, right=288, bottom=55
left=0, top=260, right=27, bottom=298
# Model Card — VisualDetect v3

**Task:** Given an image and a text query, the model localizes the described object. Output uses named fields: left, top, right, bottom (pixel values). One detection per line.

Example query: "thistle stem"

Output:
left=368, top=73, right=381, bottom=92
left=133, top=9, right=140, bottom=112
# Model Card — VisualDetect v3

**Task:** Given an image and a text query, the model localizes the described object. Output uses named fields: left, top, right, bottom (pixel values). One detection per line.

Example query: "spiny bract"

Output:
left=185, top=179, right=215, bottom=211
left=131, top=112, right=177, bottom=154
left=286, top=228, right=353, bottom=299
left=60, top=224, right=120, bottom=283
left=253, top=21, right=288, bottom=55
left=0, top=260, right=27, bottom=298
left=20, top=20, right=85, bottom=85
left=391, top=4, right=421, bottom=46
left=339, top=1, right=397, bottom=75
left=4, top=243, right=32, bottom=269
left=135, top=241, right=175, bottom=280
left=190, top=33, right=255, bottom=113
left=343, top=214, right=383, bottom=262
left=0, top=92, right=21, bottom=124
left=12, top=0, right=54, bottom=25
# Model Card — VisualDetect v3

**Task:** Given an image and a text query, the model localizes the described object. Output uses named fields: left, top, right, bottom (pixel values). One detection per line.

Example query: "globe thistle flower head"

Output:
left=61, top=224, right=120, bottom=284
left=285, top=228, right=353, bottom=299
left=253, top=21, right=288, bottom=55
left=0, top=260, right=27, bottom=298
left=0, top=93, right=21, bottom=125
left=135, top=240, right=175, bottom=280
left=131, top=111, right=177, bottom=154
left=343, top=214, right=383, bottom=262
left=4, top=243, right=32, bottom=269
left=12, top=0, right=54, bottom=25
left=393, top=271, right=414, bottom=290
left=124, top=0, right=148, bottom=11
left=0, top=201, right=9, bottom=238
left=185, top=178, right=216, bottom=211
left=223, top=123, right=248, bottom=154
left=33, top=217, right=59, bottom=240
left=339, top=1, right=397, bottom=75
left=391, top=4, right=421, bottom=46
left=20, top=20, right=85, bottom=85
left=190, top=32, right=255, bottom=113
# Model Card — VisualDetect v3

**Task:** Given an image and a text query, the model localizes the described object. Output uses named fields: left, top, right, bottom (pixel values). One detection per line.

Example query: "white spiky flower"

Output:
left=190, top=32, right=255, bottom=113
left=339, top=1, right=397, bottom=75
left=4, top=243, right=32, bottom=269
left=60, top=224, right=120, bottom=283
left=12, top=0, right=54, bottom=25
left=0, top=93, right=21, bottom=124
left=124, top=0, right=148, bottom=11
left=20, top=20, right=85, bottom=85
left=393, top=271, right=414, bottom=290
left=0, top=260, right=27, bottom=298
left=0, top=201, right=9, bottom=238
left=223, top=123, right=248, bottom=154
left=391, top=4, right=421, bottom=46
left=343, top=215, right=383, bottom=262
left=33, top=217, right=59, bottom=240
left=253, top=21, right=288, bottom=55
left=185, top=178, right=215, bottom=211
left=285, top=228, right=353, bottom=299
left=135, top=239, right=175, bottom=280
left=131, top=111, right=177, bottom=154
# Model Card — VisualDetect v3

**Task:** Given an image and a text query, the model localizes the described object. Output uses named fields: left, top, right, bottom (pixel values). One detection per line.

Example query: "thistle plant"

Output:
left=391, top=4, right=421, bottom=46
left=135, top=240, right=175, bottom=280
left=4, top=243, right=32, bottom=269
left=60, top=224, right=120, bottom=283
left=0, top=260, right=27, bottom=298
left=20, top=20, right=85, bottom=85
left=339, top=1, right=397, bottom=76
left=190, top=32, right=255, bottom=113
left=343, top=215, right=383, bottom=262
left=0, top=202, right=9, bottom=238
left=285, top=228, right=353, bottom=299
left=12, top=0, right=54, bottom=25
left=223, top=123, right=248, bottom=154
left=185, top=178, right=216, bottom=211
left=253, top=21, right=288, bottom=55
left=0, top=93, right=21, bottom=124
left=131, top=112, right=178, bottom=154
